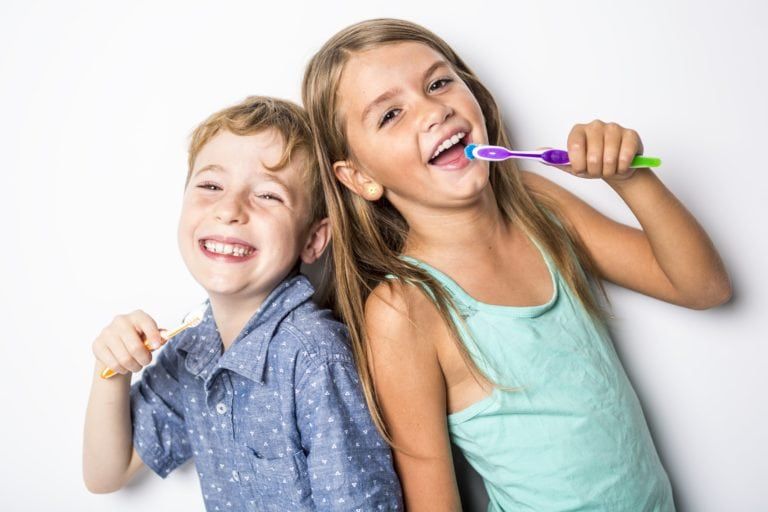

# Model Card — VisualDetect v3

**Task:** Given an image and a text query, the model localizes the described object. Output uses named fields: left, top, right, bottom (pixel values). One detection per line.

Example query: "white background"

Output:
left=1, top=1, right=766, bottom=511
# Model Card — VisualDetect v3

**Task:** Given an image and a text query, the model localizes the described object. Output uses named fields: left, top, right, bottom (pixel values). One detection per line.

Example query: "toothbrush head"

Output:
left=464, top=143, right=478, bottom=160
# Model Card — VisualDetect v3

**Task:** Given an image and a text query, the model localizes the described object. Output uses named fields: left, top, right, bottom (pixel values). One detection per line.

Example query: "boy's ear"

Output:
left=333, top=160, right=384, bottom=201
left=300, top=217, right=331, bottom=265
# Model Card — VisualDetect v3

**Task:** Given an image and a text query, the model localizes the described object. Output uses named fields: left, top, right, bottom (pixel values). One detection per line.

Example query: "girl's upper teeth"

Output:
left=203, top=240, right=254, bottom=256
left=431, top=132, right=466, bottom=160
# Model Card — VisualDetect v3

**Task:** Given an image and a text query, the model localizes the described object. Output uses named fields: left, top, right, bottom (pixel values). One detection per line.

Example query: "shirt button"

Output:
left=232, top=469, right=240, bottom=482
left=215, top=402, right=227, bottom=415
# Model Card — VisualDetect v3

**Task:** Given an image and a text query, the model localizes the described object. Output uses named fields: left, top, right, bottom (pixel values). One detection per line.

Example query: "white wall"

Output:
left=1, top=1, right=765, bottom=510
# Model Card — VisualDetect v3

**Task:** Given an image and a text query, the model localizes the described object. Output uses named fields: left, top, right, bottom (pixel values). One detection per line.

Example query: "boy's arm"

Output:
left=83, top=311, right=191, bottom=492
left=294, top=348, right=403, bottom=509
left=83, top=365, right=146, bottom=493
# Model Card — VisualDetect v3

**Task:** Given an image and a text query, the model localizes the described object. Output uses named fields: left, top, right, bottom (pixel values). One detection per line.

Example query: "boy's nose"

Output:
left=214, top=195, right=248, bottom=224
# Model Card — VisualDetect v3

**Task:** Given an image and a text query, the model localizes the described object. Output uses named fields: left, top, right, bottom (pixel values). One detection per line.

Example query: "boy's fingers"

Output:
left=129, top=310, right=164, bottom=350
left=112, top=317, right=152, bottom=364
left=567, top=127, right=587, bottom=175
left=125, top=333, right=152, bottom=367
left=109, top=337, right=143, bottom=373
left=94, top=344, right=128, bottom=375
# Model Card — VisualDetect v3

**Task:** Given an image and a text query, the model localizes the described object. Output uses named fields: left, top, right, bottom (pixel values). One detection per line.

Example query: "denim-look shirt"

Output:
left=130, top=275, right=403, bottom=511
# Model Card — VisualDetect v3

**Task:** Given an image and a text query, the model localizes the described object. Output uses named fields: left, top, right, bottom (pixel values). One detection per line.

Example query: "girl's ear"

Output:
left=333, top=160, right=384, bottom=201
left=300, top=217, right=331, bottom=265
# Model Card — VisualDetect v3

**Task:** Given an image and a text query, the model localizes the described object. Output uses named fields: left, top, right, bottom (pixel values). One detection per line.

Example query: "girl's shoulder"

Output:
left=365, top=279, right=449, bottom=351
left=366, top=278, right=437, bottom=326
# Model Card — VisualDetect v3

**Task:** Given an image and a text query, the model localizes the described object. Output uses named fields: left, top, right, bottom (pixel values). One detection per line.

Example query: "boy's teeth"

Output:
left=431, top=131, right=466, bottom=160
left=203, top=240, right=254, bottom=257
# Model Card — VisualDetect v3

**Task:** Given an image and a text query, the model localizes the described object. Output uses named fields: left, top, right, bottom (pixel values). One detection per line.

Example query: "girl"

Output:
left=302, top=18, right=730, bottom=511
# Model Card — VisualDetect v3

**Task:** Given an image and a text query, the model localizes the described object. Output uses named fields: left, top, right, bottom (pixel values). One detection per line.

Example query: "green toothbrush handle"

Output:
left=630, top=155, right=661, bottom=168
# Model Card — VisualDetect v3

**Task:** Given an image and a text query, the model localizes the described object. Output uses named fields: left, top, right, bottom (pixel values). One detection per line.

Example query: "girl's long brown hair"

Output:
left=302, top=18, right=608, bottom=442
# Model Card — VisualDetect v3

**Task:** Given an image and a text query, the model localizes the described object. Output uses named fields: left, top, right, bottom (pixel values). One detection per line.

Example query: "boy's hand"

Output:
left=546, top=120, right=646, bottom=183
left=92, top=310, right=164, bottom=376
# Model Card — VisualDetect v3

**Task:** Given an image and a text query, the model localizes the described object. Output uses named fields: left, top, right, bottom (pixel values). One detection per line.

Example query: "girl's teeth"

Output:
left=431, top=131, right=466, bottom=159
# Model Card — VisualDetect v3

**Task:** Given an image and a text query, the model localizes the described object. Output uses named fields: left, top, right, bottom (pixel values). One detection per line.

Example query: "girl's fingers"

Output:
left=585, top=121, right=605, bottom=177
left=602, top=123, right=623, bottom=179
left=567, top=126, right=588, bottom=175
left=618, top=129, right=643, bottom=175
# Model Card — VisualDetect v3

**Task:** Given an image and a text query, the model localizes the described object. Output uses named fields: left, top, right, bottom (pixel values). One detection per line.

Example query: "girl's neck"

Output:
left=403, top=187, right=513, bottom=266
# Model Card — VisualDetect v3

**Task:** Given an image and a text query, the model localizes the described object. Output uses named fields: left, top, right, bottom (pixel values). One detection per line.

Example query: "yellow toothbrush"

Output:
left=100, top=307, right=205, bottom=379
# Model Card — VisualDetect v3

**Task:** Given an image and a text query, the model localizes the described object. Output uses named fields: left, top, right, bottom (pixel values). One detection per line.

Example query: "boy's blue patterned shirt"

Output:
left=130, top=275, right=403, bottom=511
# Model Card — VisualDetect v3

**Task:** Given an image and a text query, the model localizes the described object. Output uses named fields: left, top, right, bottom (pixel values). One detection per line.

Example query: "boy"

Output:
left=83, top=96, right=403, bottom=511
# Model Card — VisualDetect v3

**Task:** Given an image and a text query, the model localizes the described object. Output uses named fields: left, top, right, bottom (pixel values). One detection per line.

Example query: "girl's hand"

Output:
left=92, top=310, right=164, bottom=376
left=548, top=120, right=646, bottom=182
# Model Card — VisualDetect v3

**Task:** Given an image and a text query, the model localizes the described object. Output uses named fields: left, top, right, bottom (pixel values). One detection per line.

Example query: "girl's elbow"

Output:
left=687, top=275, right=733, bottom=310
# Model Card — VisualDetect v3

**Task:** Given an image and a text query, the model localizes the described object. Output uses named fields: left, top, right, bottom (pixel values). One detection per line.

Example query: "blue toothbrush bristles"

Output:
left=464, top=144, right=477, bottom=160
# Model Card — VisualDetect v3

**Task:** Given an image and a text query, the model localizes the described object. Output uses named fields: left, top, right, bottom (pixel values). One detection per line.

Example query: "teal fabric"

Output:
left=404, top=239, right=674, bottom=511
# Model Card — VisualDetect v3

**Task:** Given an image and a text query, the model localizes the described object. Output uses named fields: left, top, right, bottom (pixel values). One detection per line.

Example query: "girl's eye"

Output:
left=379, top=108, right=401, bottom=128
left=428, top=78, right=453, bottom=92
left=197, top=182, right=221, bottom=191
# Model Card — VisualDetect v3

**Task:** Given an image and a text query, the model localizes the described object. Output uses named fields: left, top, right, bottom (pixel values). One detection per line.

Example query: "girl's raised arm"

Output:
left=522, top=162, right=731, bottom=309
left=364, top=282, right=463, bottom=511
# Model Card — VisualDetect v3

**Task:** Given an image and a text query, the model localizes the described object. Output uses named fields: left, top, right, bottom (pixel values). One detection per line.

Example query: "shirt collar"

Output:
left=175, top=274, right=316, bottom=384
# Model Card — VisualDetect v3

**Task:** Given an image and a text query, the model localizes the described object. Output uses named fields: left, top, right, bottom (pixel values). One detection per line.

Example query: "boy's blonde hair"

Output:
left=187, top=95, right=324, bottom=224
left=302, top=18, right=608, bottom=443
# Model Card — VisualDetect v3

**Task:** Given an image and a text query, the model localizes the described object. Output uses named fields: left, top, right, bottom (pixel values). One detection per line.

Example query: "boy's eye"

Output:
left=257, top=192, right=283, bottom=203
left=379, top=108, right=401, bottom=128
left=428, top=77, right=453, bottom=92
left=197, top=182, right=221, bottom=191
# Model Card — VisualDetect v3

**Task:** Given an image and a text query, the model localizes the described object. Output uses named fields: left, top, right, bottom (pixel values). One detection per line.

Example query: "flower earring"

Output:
left=365, top=184, right=382, bottom=200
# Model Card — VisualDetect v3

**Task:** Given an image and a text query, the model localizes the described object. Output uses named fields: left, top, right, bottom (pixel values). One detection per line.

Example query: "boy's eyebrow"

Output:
left=191, top=164, right=224, bottom=177
left=361, top=59, right=451, bottom=123
left=191, top=164, right=291, bottom=190
left=260, top=171, right=291, bottom=191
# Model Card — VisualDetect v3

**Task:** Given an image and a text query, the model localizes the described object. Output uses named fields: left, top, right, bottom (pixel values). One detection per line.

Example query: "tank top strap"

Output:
left=387, top=257, right=480, bottom=320
left=398, top=233, right=560, bottom=320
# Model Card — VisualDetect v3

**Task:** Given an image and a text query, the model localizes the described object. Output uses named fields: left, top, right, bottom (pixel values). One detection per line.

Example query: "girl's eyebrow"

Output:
left=360, top=59, right=451, bottom=123
left=361, top=88, right=402, bottom=123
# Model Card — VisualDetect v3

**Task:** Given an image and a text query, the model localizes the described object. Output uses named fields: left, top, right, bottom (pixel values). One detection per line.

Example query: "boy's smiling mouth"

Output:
left=199, top=237, right=257, bottom=261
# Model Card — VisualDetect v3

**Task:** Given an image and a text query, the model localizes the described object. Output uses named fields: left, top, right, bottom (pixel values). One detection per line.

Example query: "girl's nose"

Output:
left=214, top=193, right=248, bottom=224
left=420, top=98, right=454, bottom=132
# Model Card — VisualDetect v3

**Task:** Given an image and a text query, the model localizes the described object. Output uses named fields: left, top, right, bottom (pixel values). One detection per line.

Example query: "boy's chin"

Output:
left=199, top=274, right=292, bottom=304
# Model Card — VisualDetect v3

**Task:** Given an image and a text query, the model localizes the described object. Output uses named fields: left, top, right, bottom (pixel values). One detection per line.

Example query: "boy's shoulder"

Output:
left=274, top=296, right=353, bottom=370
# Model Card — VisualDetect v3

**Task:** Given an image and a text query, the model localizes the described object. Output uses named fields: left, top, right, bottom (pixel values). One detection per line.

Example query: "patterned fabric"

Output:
left=130, top=274, right=402, bottom=511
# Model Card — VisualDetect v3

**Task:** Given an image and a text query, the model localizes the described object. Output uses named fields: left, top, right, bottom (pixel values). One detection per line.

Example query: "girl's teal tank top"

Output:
left=403, top=239, right=675, bottom=511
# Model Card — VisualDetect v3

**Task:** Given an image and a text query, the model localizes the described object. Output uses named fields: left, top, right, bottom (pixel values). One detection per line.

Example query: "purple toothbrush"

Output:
left=464, top=144, right=661, bottom=168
